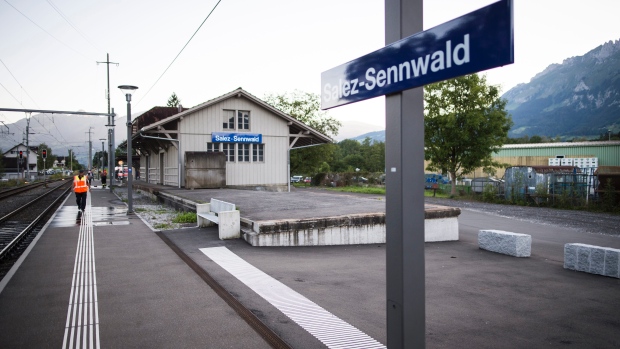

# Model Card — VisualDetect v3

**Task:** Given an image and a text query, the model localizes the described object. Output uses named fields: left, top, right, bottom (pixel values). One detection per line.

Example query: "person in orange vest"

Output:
left=101, top=169, right=108, bottom=188
left=74, top=169, right=89, bottom=213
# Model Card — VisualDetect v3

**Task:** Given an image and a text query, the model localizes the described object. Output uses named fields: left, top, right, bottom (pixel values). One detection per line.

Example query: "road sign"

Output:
left=321, top=0, right=513, bottom=110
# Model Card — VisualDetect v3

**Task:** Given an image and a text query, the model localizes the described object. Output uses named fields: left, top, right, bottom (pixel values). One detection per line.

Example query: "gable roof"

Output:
left=131, top=106, right=189, bottom=133
left=135, top=88, right=332, bottom=148
left=2, top=143, right=38, bottom=155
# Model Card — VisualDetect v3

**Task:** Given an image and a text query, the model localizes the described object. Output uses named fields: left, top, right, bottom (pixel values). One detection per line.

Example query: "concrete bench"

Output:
left=197, top=199, right=240, bottom=239
left=564, top=243, right=620, bottom=279
left=478, top=229, right=531, bottom=257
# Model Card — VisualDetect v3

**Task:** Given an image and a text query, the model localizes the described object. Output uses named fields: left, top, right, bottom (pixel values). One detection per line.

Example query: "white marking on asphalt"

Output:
left=62, top=196, right=101, bottom=349
left=200, top=247, right=386, bottom=349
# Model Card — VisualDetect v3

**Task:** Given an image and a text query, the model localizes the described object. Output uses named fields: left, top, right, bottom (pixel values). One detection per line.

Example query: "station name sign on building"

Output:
left=321, top=0, right=513, bottom=109
left=212, top=132, right=262, bottom=144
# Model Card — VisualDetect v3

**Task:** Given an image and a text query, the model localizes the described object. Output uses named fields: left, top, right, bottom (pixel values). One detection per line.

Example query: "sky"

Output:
left=1, top=0, right=620, bottom=143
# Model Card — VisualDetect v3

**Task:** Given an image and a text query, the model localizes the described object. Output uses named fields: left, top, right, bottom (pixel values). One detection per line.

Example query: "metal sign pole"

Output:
left=385, top=0, right=425, bottom=348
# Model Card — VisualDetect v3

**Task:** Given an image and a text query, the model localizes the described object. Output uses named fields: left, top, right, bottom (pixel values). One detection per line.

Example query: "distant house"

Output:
left=125, top=88, right=331, bottom=191
left=1, top=143, right=38, bottom=180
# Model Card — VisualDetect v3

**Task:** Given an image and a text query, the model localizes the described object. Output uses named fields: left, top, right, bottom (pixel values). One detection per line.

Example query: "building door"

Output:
left=159, top=153, right=164, bottom=185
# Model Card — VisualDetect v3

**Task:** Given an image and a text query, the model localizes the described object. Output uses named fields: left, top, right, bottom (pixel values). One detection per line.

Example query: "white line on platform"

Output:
left=62, top=195, right=101, bottom=349
left=200, top=247, right=385, bottom=349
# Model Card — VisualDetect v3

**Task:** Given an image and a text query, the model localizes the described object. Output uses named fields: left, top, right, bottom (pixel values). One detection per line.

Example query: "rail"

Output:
left=0, top=181, right=72, bottom=260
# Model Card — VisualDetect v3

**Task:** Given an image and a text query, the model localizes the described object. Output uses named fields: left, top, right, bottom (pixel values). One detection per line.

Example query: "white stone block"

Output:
left=478, top=230, right=531, bottom=257
left=564, top=243, right=620, bottom=278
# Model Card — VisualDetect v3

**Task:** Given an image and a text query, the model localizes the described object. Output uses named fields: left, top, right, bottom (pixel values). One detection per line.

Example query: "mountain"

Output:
left=503, top=39, right=620, bottom=138
left=0, top=113, right=131, bottom=165
left=350, top=130, right=385, bottom=143
left=335, top=120, right=384, bottom=141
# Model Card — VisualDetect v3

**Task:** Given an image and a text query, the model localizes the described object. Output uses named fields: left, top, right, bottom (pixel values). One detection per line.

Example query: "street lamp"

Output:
left=118, top=85, right=138, bottom=213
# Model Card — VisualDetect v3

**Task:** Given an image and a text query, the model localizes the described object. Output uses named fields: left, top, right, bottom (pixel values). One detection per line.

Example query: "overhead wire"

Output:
left=3, top=0, right=95, bottom=62
left=137, top=0, right=223, bottom=106
left=44, top=0, right=103, bottom=54
left=0, top=58, right=39, bottom=108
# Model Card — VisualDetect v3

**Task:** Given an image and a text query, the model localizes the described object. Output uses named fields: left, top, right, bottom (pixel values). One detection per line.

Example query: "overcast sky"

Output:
left=2, top=0, right=620, bottom=142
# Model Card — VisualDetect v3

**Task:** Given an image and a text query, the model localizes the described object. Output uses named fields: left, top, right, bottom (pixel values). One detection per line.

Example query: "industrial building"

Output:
left=129, top=88, right=331, bottom=191
left=464, top=140, right=620, bottom=178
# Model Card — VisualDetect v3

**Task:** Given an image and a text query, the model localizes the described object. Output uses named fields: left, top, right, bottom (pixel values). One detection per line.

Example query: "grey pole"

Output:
left=109, top=108, right=116, bottom=191
left=99, top=138, right=106, bottom=178
left=119, top=85, right=138, bottom=213
left=126, top=95, right=133, bottom=213
left=385, top=0, right=425, bottom=348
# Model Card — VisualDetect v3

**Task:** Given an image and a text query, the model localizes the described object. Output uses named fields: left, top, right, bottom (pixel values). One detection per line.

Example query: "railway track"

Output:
left=0, top=180, right=73, bottom=280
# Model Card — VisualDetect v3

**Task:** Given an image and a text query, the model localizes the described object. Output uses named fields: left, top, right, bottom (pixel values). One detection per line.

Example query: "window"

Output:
left=223, top=110, right=235, bottom=129
left=206, top=142, right=219, bottom=152
left=253, top=144, right=264, bottom=162
left=222, top=143, right=234, bottom=162
left=238, top=144, right=250, bottom=162
left=237, top=110, right=250, bottom=130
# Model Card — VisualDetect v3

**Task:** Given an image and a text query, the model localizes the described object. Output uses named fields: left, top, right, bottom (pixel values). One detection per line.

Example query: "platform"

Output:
left=0, top=182, right=270, bottom=348
left=131, top=181, right=461, bottom=246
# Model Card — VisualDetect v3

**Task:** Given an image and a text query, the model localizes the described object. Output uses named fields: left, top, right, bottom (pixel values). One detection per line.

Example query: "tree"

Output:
left=167, top=92, right=181, bottom=107
left=264, top=90, right=342, bottom=174
left=37, top=143, right=57, bottom=172
left=424, top=74, right=513, bottom=195
left=92, top=150, right=108, bottom=169
left=263, top=90, right=341, bottom=139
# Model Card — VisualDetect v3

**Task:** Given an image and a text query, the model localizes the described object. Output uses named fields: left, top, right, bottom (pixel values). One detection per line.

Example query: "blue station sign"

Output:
left=211, top=132, right=262, bottom=144
left=321, top=0, right=513, bottom=110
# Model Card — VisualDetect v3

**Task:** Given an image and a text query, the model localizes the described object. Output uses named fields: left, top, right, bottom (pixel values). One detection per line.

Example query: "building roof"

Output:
left=131, top=106, right=189, bottom=133
left=2, top=143, right=39, bottom=155
left=135, top=87, right=332, bottom=148
left=503, top=140, right=620, bottom=149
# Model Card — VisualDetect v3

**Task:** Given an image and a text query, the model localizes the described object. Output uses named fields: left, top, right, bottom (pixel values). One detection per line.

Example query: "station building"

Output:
left=129, top=88, right=331, bottom=191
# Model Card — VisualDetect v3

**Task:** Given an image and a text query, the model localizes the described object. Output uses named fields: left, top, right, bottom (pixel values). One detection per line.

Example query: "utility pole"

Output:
left=107, top=108, right=116, bottom=190
left=87, top=127, right=94, bottom=170
left=98, top=54, right=118, bottom=191
left=25, top=113, right=31, bottom=180
left=97, top=53, right=119, bottom=117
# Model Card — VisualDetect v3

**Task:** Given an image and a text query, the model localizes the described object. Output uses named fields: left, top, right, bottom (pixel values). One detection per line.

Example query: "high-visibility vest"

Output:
left=74, top=175, right=88, bottom=193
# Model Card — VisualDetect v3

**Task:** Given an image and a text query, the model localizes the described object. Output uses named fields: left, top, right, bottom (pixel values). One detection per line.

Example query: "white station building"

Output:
left=129, top=88, right=331, bottom=191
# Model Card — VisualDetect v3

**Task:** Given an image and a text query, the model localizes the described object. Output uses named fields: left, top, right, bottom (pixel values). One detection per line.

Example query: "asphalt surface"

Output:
left=2, top=181, right=619, bottom=348
left=153, top=186, right=620, bottom=348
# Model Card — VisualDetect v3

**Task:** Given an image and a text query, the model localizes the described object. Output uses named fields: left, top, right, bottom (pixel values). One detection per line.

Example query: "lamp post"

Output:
left=118, top=85, right=138, bottom=213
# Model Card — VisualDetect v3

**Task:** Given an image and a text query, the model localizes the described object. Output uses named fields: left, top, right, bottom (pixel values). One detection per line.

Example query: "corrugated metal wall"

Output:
left=425, top=142, right=620, bottom=180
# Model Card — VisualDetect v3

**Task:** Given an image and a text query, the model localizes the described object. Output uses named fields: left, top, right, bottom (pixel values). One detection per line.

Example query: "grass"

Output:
left=172, top=211, right=197, bottom=223
left=322, top=185, right=452, bottom=198
left=153, top=223, right=172, bottom=229
left=325, top=186, right=386, bottom=195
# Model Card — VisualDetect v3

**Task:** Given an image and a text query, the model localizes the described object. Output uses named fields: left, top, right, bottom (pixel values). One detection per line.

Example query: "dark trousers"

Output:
left=75, top=192, right=87, bottom=211
left=101, top=175, right=107, bottom=185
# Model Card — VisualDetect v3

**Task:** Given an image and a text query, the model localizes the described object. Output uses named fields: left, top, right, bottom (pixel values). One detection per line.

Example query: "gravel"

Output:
left=113, top=188, right=195, bottom=230
left=425, top=197, right=620, bottom=237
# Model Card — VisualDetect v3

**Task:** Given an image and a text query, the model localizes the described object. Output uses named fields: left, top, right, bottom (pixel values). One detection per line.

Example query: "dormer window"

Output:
left=223, top=109, right=250, bottom=130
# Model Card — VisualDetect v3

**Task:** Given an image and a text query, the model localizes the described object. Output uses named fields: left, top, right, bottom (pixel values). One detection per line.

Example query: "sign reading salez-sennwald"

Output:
left=321, top=0, right=513, bottom=109
left=212, top=132, right=262, bottom=144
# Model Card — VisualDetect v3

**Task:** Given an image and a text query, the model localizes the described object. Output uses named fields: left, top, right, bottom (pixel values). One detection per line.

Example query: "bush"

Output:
left=482, top=183, right=497, bottom=202
left=172, top=211, right=197, bottom=223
